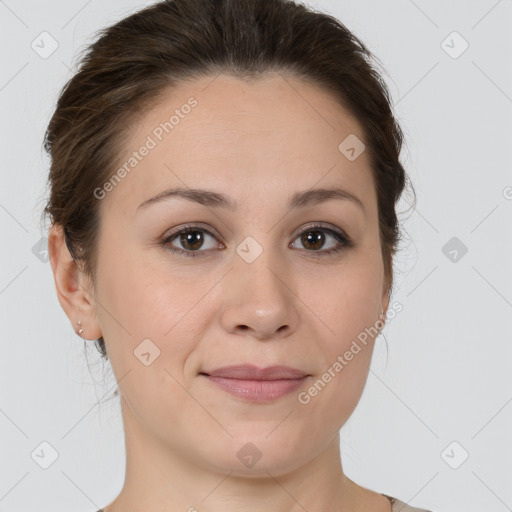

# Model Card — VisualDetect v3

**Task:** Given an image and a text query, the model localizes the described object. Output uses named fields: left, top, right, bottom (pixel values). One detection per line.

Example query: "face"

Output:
left=64, top=72, right=389, bottom=476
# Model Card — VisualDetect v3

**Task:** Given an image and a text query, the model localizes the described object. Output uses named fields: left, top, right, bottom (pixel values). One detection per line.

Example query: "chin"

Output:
left=198, top=433, right=314, bottom=478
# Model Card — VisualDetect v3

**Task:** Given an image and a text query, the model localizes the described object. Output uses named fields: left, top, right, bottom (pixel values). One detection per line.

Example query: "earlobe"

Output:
left=47, top=224, right=103, bottom=341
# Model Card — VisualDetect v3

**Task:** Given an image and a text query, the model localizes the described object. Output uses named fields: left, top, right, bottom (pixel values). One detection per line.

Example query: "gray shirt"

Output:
left=96, top=495, right=433, bottom=511
left=384, top=494, right=432, bottom=511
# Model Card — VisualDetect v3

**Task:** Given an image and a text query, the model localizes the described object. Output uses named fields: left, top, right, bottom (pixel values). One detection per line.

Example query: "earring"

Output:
left=77, top=319, right=84, bottom=336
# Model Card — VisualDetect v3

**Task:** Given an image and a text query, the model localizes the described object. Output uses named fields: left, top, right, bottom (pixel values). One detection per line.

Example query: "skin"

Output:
left=49, top=72, right=392, bottom=512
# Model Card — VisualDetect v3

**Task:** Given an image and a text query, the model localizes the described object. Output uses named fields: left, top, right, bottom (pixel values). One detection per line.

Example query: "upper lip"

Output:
left=201, top=364, right=308, bottom=380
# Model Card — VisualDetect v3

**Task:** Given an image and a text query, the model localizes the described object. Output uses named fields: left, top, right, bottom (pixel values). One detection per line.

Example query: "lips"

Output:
left=200, top=364, right=308, bottom=380
left=200, top=364, right=310, bottom=402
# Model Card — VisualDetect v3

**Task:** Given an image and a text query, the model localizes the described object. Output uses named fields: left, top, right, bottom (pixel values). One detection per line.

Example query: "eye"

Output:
left=160, top=224, right=224, bottom=257
left=290, top=223, right=353, bottom=255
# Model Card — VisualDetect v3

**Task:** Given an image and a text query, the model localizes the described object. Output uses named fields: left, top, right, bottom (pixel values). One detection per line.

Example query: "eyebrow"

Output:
left=137, top=186, right=365, bottom=215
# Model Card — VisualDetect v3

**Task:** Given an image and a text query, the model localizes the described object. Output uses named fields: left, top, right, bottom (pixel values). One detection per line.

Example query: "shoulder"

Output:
left=385, top=494, right=433, bottom=512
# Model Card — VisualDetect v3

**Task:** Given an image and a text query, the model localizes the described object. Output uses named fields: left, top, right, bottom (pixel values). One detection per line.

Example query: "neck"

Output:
left=104, top=397, right=371, bottom=512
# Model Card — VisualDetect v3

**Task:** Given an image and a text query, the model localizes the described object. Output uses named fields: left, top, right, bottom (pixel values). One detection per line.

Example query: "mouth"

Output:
left=199, top=364, right=311, bottom=403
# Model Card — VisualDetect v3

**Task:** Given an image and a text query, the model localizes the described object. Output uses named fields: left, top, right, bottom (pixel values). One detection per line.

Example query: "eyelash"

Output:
left=159, top=223, right=353, bottom=258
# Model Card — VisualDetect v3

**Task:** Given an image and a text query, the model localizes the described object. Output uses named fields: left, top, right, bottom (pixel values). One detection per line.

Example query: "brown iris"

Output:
left=300, top=230, right=325, bottom=250
left=179, top=230, right=204, bottom=250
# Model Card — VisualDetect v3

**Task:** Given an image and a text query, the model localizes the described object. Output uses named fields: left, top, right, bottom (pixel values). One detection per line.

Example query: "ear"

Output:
left=48, top=224, right=103, bottom=341
left=381, top=285, right=391, bottom=318
left=379, top=272, right=391, bottom=325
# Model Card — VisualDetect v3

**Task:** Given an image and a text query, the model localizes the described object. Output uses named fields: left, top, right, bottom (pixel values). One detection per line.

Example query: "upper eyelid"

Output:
left=163, top=222, right=221, bottom=241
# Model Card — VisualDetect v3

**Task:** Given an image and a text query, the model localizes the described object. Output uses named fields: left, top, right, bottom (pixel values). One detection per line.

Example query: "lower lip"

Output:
left=203, top=375, right=308, bottom=402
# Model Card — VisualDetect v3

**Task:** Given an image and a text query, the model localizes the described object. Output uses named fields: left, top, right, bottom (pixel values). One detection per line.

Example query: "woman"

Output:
left=44, top=0, right=430, bottom=510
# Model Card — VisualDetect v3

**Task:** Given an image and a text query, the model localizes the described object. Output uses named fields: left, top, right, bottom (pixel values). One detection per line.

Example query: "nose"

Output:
left=219, top=244, right=300, bottom=341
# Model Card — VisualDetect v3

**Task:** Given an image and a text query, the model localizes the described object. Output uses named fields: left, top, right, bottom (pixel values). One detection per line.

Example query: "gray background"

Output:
left=1, top=1, right=511, bottom=511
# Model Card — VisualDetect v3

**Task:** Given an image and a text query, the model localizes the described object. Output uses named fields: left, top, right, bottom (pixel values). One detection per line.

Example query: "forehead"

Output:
left=102, top=72, right=376, bottom=218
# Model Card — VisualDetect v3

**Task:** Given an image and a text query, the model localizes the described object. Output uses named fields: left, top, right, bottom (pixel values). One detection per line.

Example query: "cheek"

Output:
left=93, top=241, right=182, bottom=361
left=295, top=253, right=383, bottom=345
left=94, top=240, right=221, bottom=386
left=96, top=231, right=173, bottom=327
left=293, top=344, right=374, bottom=451
left=292, top=253, right=382, bottom=411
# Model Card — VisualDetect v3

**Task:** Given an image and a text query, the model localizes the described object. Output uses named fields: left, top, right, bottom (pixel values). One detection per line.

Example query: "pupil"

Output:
left=302, top=231, right=324, bottom=250
left=181, top=231, right=203, bottom=250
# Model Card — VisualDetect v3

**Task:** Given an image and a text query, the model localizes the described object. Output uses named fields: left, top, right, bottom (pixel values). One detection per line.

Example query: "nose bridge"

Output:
left=219, top=234, right=299, bottom=338
left=234, top=233, right=291, bottom=292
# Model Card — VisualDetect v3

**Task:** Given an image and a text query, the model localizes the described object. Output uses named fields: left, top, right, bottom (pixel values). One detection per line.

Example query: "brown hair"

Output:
left=42, top=0, right=415, bottom=360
